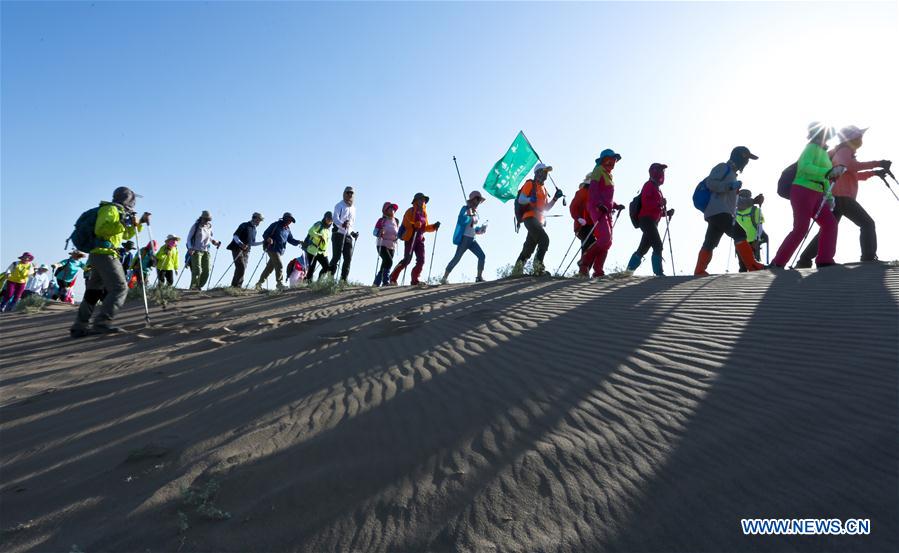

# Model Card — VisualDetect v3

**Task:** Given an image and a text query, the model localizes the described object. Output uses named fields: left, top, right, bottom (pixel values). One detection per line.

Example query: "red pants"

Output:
left=390, top=239, right=426, bottom=284
left=773, top=185, right=837, bottom=266
left=580, top=213, right=612, bottom=276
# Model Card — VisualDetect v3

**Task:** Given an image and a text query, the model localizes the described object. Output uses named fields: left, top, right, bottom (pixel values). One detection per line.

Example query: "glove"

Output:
left=826, top=165, right=847, bottom=179
left=139, top=212, right=151, bottom=224
left=553, top=189, right=565, bottom=200
left=753, top=193, right=765, bottom=206
left=350, top=231, right=359, bottom=239
left=434, top=221, right=441, bottom=230
left=874, top=169, right=888, bottom=178
left=576, top=217, right=587, bottom=226
left=666, top=208, right=675, bottom=218
left=880, top=160, right=892, bottom=170
left=730, top=180, right=743, bottom=190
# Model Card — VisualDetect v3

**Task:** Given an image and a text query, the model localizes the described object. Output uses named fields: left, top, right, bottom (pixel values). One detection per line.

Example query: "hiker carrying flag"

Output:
left=569, top=175, right=596, bottom=258
left=693, top=146, right=766, bottom=275
left=389, top=193, right=440, bottom=285
left=795, top=125, right=892, bottom=267
left=627, top=163, right=675, bottom=276
left=155, top=235, right=181, bottom=286
left=329, top=186, right=358, bottom=282
left=304, top=211, right=333, bottom=281
left=186, top=210, right=221, bottom=290
left=734, top=190, right=767, bottom=271
left=256, top=212, right=301, bottom=290
left=373, top=202, right=400, bottom=287
left=514, top=163, right=563, bottom=275
left=580, top=150, right=625, bottom=278
left=442, top=190, right=488, bottom=284
left=71, top=186, right=150, bottom=336
left=227, top=212, right=264, bottom=288
left=772, top=124, right=844, bottom=269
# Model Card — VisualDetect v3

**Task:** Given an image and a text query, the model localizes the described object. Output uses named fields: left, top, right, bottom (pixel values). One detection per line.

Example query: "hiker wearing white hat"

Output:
left=186, top=210, right=221, bottom=290
left=442, top=190, right=489, bottom=283
left=514, top=163, right=564, bottom=274
left=23, top=264, right=52, bottom=299
left=796, top=125, right=892, bottom=267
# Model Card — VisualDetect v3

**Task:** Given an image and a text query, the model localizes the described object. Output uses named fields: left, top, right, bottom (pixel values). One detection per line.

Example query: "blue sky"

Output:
left=3, top=1, right=898, bottom=287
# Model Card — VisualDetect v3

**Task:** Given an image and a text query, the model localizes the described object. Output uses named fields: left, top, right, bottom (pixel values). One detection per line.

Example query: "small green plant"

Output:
left=179, top=478, right=231, bottom=530
left=127, top=285, right=180, bottom=306
left=218, top=286, right=255, bottom=297
left=14, top=294, right=50, bottom=314
left=497, top=260, right=546, bottom=279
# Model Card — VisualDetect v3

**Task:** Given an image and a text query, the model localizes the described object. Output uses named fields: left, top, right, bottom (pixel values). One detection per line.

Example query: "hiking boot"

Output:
left=475, top=276, right=484, bottom=283
left=254, top=282, right=263, bottom=290
left=92, top=324, right=124, bottom=335
left=70, top=327, right=91, bottom=339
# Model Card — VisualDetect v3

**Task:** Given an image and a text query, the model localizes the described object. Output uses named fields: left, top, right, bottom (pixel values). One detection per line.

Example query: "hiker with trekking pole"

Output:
left=389, top=192, right=440, bottom=286
left=69, top=186, right=150, bottom=337
left=226, top=212, right=264, bottom=288
left=304, top=211, right=333, bottom=281
left=441, top=190, right=488, bottom=284
left=795, top=125, right=892, bottom=267
left=557, top=175, right=596, bottom=275
left=373, top=202, right=400, bottom=287
left=329, top=186, right=357, bottom=282
left=155, top=235, right=181, bottom=286
left=185, top=210, right=221, bottom=290
left=513, top=163, right=563, bottom=276
left=255, top=212, right=301, bottom=290
left=626, top=162, right=675, bottom=276
left=579, top=149, right=626, bottom=278
left=771, top=123, right=845, bottom=269
left=734, top=190, right=767, bottom=272
left=692, top=146, right=766, bottom=275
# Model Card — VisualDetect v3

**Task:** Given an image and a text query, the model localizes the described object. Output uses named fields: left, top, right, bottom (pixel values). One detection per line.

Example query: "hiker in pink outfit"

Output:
left=580, top=149, right=625, bottom=277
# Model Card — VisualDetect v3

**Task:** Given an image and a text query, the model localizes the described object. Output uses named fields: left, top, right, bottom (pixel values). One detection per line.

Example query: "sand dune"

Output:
left=1, top=265, right=897, bottom=552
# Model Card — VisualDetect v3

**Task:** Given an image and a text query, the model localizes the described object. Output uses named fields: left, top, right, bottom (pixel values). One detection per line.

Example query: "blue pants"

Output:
left=444, top=236, right=485, bottom=277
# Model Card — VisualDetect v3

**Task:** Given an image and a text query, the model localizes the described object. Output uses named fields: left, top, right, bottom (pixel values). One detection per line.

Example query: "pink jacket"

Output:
left=830, top=144, right=880, bottom=199
left=638, top=180, right=666, bottom=221
left=587, top=167, right=615, bottom=223
left=374, top=216, right=399, bottom=250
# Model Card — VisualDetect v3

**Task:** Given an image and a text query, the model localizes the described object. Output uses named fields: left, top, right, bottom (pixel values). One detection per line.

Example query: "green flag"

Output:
left=483, top=131, right=539, bottom=202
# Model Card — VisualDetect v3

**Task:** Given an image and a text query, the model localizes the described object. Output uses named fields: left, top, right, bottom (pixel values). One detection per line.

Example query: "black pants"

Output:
left=54, top=277, right=72, bottom=300
left=157, top=269, right=174, bottom=285
left=377, top=246, right=394, bottom=274
left=517, top=218, right=550, bottom=266
left=230, top=249, right=249, bottom=287
left=329, top=233, right=355, bottom=281
left=576, top=225, right=596, bottom=254
left=702, top=213, right=746, bottom=250
left=636, top=217, right=663, bottom=256
left=800, top=196, right=876, bottom=263
left=306, top=252, right=330, bottom=281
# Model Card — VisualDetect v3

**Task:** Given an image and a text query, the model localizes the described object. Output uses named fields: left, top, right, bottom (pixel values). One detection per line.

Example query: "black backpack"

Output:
left=68, top=206, right=102, bottom=252
left=778, top=163, right=798, bottom=199
left=628, top=193, right=642, bottom=228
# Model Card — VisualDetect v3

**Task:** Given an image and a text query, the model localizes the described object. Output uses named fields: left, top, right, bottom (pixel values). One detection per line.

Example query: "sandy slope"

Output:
left=1, top=265, right=897, bottom=553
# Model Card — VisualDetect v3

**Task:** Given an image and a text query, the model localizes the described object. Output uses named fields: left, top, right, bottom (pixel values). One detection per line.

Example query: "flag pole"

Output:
left=452, top=156, right=467, bottom=202
left=520, top=131, right=566, bottom=206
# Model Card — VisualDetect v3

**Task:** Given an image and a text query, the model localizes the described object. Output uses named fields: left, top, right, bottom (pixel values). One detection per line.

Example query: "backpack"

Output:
left=68, top=206, right=102, bottom=252
left=514, top=180, right=538, bottom=231
left=778, top=163, right=798, bottom=199
left=628, top=193, right=642, bottom=228
left=692, top=165, right=732, bottom=212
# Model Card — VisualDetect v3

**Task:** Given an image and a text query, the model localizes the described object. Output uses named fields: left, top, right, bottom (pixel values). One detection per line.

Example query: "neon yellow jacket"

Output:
left=6, top=262, right=34, bottom=284
left=794, top=143, right=833, bottom=198
left=155, top=244, right=179, bottom=271
left=92, top=203, right=141, bottom=256
left=305, top=222, right=331, bottom=256
left=736, top=206, right=764, bottom=242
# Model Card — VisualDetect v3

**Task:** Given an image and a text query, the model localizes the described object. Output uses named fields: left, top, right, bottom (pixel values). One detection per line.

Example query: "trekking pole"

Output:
left=611, top=208, right=623, bottom=228
left=562, top=221, right=600, bottom=275
left=205, top=246, right=219, bottom=290
left=520, top=131, right=566, bottom=206
left=879, top=173, right=899, bottom=202
left=426, top=227, right=439, bottom=283
left=452, top=156, right=467, bottom=202
left=212, top=257, right=236, bottom=288
left=726, top=241, right=733, bottom=273
left=132, top=222, right=151, bottom=325
left=245, top=251, right=265, bottom=288
left=555, top=233, right=579, bottom=275
left=345, top=233, right=359, bottom=282
left=665, top=213, right=676, bottom=276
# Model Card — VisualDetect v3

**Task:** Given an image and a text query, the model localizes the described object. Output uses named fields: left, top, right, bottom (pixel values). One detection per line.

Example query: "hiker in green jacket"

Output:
left=734, top=189, right=767, bottom=271
left=305, top=211, right=334, bottom=281
left=71, top=187, right=150, bottom=337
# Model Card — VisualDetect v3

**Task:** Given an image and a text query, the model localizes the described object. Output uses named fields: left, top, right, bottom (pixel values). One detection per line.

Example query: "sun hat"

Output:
left=596, top=149, right=621, bottom=164
left=413, top=192, right=430, bottom=204
left=468, top=190, right=486, bottom=203
left=382, top=201, right=399, bottom=213
left=838, top=125, right=868, bottom=143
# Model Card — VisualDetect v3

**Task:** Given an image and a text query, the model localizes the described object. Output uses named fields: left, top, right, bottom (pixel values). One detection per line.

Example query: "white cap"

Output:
left=534, top=162, right=553, bottom=173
